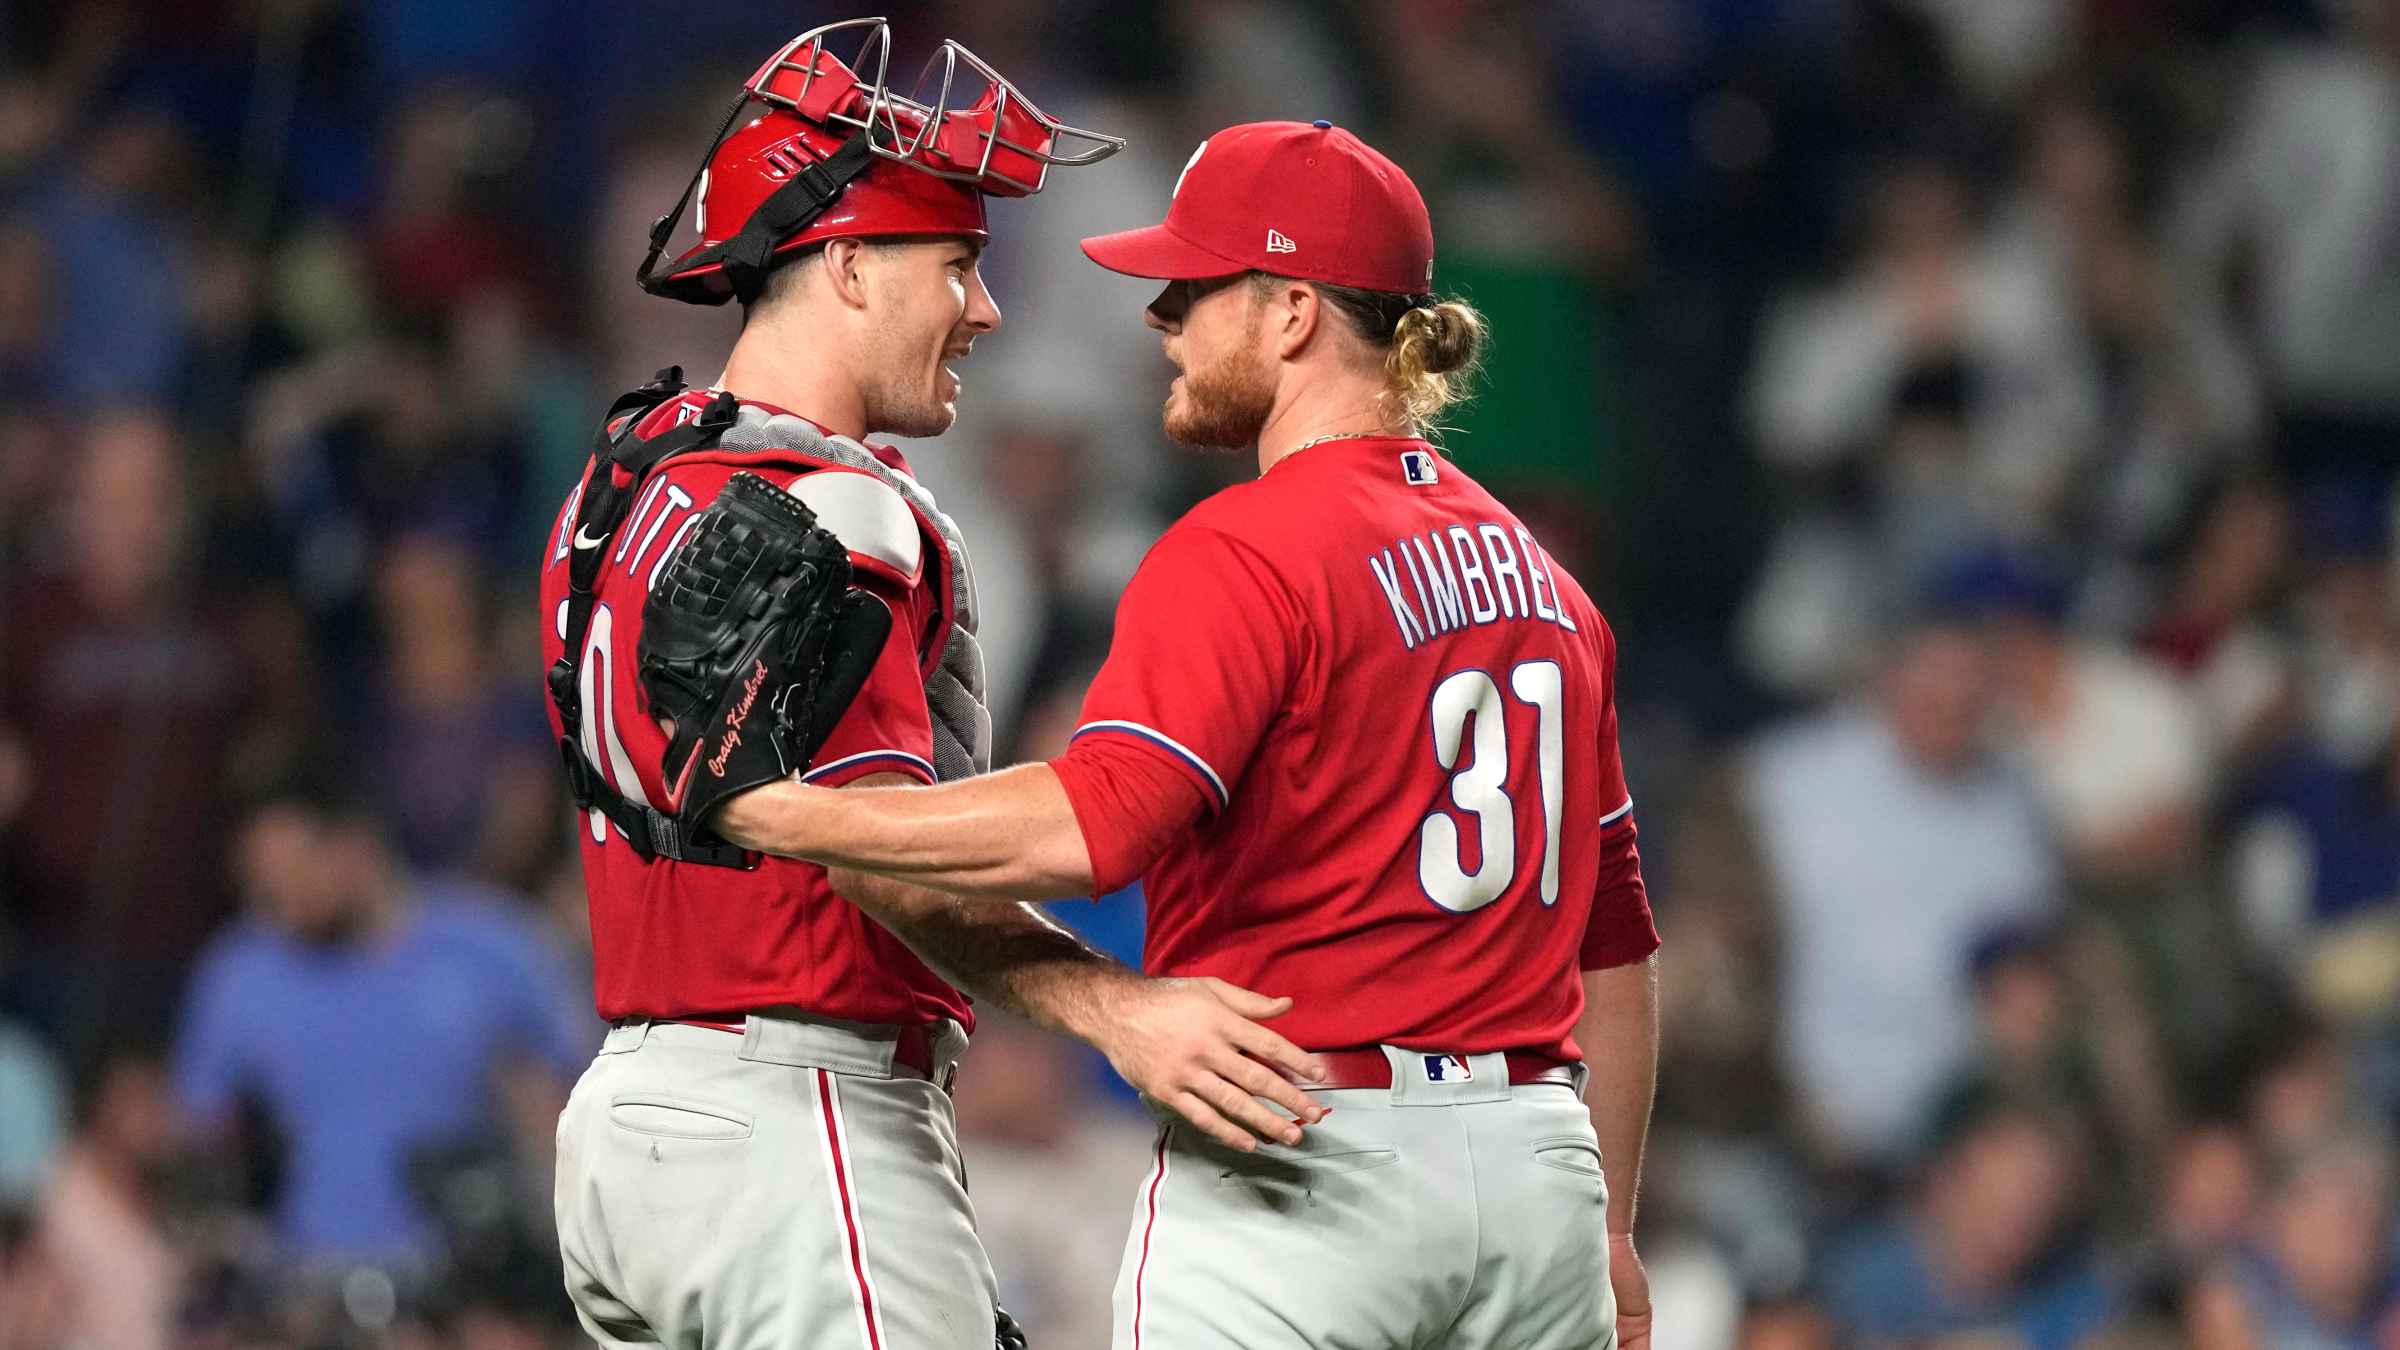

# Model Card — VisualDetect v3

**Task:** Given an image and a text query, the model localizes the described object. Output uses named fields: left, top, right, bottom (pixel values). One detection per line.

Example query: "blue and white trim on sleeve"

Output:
left=802, top=749, right=940, bottom=785
left=1072, top=720, right=1231, bottom=808
left=1598, top=797, right=1634, bottom=830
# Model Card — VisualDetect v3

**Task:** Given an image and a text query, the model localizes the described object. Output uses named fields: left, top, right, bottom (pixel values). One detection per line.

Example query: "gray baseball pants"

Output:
left=554, top=1015, right=995, bottom=1350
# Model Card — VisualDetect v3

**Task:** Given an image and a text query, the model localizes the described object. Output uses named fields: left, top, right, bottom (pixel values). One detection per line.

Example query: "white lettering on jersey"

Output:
left=1411, top=533, right=1466, bottom=635
left=1479, top=522, right=1528, bottom=619
left=1517, top=526, right=1558, bottom=623
left=1400, top=538, right=1438, bottom=632
left=627, top=485, right=693, bottom=574
left=614, top=477, right=669, bottom=564
left=1369, top=549, right=1426, bottom=650
left=647, top=512, right=704, bottom=593
left=1370, top=520, right=1578, bottom=649
left=1446, top=524, right=1499, bottom=623
left=552, top=482, right=585, bottom=565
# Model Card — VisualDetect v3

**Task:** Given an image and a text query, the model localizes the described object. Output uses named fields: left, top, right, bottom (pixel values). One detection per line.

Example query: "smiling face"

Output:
left=855, top=237, right=1001, bottom=439
left=1146, top=273, right=1277, bottom=450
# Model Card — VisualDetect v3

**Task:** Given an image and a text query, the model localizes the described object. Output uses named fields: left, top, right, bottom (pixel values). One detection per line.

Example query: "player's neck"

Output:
left=1253, top=373, right=1407, bottom=476
left=719, top=329, right=868, bottom=441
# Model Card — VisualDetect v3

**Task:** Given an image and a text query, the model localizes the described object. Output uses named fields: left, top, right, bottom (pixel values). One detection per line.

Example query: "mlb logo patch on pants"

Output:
left=1422, top=1053, right=1474, bottom=1082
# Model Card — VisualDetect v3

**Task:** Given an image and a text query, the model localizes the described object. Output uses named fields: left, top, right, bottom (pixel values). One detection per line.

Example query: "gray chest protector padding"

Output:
left=717, top=407, right=993, bottom=781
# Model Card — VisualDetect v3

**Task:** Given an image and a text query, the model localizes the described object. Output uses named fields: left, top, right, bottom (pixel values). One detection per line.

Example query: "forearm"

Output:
left=713, top=762, right=1095, bottom=901
left=827, top=866, right=1139, bottom=1041
left=1576, top=955, right=1659, bottom=1238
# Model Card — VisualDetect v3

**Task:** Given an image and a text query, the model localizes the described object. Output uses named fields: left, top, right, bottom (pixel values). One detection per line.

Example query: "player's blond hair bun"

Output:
left=1385, top=300, right=1487, bottom=430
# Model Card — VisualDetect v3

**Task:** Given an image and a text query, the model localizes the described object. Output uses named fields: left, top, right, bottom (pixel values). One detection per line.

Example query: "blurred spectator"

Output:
left=1736, top=1296, right=1840, bottom=1350
left=2140, top=479, right=2296, bottom=760
left=1930, top=922, right=2175, bottom=1205
left=33, top=1053, right=183, bottom=1350
left=245, top=320, right=532, bottom=609
left=170, top=781, right=587, bottom=1268
left=2287, top=475, right=2400, bottom=783
left=15, top=108, right=194, bottom=403
left=0, top=222, right=47, bottom=392
left=2176, top=0, right=2400, bottom=463
left=1957, top=550, right=2211, bottom=880
left=362, top=531, right=557, bottom=887
left=2184, top=1128, right=2400, bottom=1349
left=0, top=1002, right=62, bottom=1209
left=1819, top=1093, right=2115, bottom=1348
left=2230, top=697, right=2400, bottom=1028
left=1749, top=153, right=2097, bottom=543
left=1908, top=0, right=2074, bottom=108
left=1741, top=619, right=2060, bottom=1166
left=2158, top=1124, right=2260, bottom=1265
left=2241, top=1023, right=2359, bottom=1162
left=0, top=410, right=301, bottom=1049
left=1993, top=82, right=2261, bottom=586
left=0, top=1206, right=69, bottom=1350
left=950, top=1015, right=1159, bottom=1350
left=0, top=925, right=63, bottom=1212
left=367, top=88, right=545, bottom=325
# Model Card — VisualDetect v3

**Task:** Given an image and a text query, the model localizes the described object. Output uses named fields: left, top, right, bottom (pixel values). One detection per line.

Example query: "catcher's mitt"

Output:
left=639, top=471, right=892, bottom=829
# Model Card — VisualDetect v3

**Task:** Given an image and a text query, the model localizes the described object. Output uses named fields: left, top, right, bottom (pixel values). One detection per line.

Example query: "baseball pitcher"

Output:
left=652, top=120, right=1661, bottom=1350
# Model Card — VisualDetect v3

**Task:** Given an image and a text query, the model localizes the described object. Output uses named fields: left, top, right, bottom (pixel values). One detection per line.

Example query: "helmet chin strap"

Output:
left=635, top=90, right=749, bottom=296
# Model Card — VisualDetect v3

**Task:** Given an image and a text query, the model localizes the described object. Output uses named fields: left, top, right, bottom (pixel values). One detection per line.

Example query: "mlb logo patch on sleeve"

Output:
left=1400, top=450, right=1439, bottom=485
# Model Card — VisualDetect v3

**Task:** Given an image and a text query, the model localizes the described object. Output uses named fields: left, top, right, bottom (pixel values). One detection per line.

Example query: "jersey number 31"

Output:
left=1419, top=661, right=1563, bottom=913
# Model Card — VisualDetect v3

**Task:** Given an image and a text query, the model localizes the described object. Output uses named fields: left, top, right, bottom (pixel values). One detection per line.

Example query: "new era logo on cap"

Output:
left=1265, top=228, right=1296, bottom=254
left=1401, top=449, right=1439, bottom=485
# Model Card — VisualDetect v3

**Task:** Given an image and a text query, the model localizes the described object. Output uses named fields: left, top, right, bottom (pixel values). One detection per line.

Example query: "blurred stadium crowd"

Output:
left=2, top=0, right=2398, bottom=1346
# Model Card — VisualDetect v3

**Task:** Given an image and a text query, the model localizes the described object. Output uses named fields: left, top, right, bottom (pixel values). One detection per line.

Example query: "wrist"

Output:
left=1052, top=963, right=1147, bottom=1044
left=723, top=779, right=831, bottom=856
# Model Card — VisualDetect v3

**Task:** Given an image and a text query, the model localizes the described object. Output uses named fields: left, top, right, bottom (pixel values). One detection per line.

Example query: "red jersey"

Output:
left=1063, top=437, right=1656, bottom=1057
left=538, top=391, right=972, bottom=1029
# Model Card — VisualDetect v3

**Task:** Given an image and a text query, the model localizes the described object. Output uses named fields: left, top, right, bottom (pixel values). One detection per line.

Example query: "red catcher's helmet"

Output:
left=639, top=17, right=1124, bottom=307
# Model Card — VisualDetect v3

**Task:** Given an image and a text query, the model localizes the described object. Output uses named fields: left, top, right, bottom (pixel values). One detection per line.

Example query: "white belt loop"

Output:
left=925, top=1018, right=969, bottom=1086
left=737, top=1013, right=903, bottom=1077
left=600, top=1021, right=651, bottom=1054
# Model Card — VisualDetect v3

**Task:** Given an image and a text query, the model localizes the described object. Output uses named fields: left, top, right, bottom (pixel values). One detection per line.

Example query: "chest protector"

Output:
left=550, top=369, right=991, bottom=870
left=715, top=402, right=993, bottom=781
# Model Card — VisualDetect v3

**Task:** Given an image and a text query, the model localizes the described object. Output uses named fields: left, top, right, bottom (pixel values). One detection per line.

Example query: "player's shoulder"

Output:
left=1166, top=474, right=1306, bottom=555
left=1135, top=489, right=1299, bottom=591
left=782, top=465, right=924, bottom=586
left=689, top=400, right=932, bottom=588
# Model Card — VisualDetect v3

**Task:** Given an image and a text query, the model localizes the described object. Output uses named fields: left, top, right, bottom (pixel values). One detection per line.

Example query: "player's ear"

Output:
left=822, top=238, right=874, bottom=312
left=1273, top=279, right=1319, bottom=360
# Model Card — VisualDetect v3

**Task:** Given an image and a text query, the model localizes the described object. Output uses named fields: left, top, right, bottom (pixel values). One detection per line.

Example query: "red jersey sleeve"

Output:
left=1051, top=734, right=1212, bottom=894
left=800, top=582, right=938, bottom=787
left=1071, top=523, right=1303, bottom=814
left=1581, top=615, right=1659, bottom=969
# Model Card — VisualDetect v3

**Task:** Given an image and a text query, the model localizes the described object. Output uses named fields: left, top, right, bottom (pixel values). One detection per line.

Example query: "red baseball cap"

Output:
left=1080, top=120, right=1436, bottom=295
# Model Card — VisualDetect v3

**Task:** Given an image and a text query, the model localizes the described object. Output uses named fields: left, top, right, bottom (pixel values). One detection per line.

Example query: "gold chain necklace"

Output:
left=1287, top=431, right=1387, bottom=454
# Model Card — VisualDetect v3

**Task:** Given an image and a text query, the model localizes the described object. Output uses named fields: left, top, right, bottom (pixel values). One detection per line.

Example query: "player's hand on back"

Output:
left=638, top=472, right=892, bottom=829
left=1085, top=976, right=1330, bottom=1152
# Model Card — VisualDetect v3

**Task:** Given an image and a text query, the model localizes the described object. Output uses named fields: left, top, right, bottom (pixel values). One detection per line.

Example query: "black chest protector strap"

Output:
left=548, top=368, right=752, bottom=868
